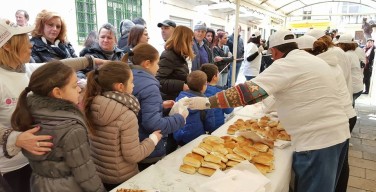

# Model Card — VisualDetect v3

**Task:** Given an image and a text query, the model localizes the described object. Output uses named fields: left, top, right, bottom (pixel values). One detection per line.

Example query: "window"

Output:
left=75, top=0, right=97, bottom=44
left=211, top=24, right=225, bottom=33
left=170, top=16, right=192, bottom=28
left=107, top=0, right=142, bottom=38
left=303, top=11, right=311, bottom=20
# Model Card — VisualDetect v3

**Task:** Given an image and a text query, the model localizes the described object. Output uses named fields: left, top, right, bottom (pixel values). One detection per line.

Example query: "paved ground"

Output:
left=347, top=94, right=376, bottom=192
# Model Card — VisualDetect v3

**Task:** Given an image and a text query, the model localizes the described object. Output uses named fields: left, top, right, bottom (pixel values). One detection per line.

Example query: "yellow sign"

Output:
left=289, top=21, right=330, bottom=29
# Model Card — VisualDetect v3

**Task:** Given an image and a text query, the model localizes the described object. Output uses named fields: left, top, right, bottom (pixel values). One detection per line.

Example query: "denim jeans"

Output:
left=293, top=140, right=349, bottom=192
left=227, top=62, right=242, bottom=87
left=245, top=76, right=255, bottom=81
left=217, top=72, right=228, bottom=88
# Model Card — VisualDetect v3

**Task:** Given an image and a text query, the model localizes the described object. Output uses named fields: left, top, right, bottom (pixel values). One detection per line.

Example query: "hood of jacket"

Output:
left=317, top=48, right=338, bottom=67
left=132, top=65, right=160, bottom=96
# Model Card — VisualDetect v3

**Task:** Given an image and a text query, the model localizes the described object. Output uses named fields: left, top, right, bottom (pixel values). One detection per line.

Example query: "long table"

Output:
left=111, top=114, right=293, bottom=192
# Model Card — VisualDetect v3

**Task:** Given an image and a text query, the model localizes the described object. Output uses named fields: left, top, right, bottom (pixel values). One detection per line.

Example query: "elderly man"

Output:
left=15, top=10, right=30, bottom=27
left=186, top=30, right=350, bottom=192
left=191, top=21, right=213, bottom=71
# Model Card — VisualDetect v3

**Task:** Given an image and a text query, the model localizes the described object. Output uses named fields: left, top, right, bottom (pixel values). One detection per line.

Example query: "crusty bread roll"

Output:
left=254, top=163, right=272, bottom=175
left=219, top=162, right=227, bottom=170
left=212, top=145, right=228, bottom=155
left=276, top=123, right=285, bottom=131
left=204, top=154, right=222, bottom=164
left=277, top=131, right=291, bottom=141
left=183, top=156, right=201, bottom=168
left=220, top=135, right=233, bottom=142
left=198, top=167, right=216, bottom=177
left=257, top=120, right=268, bottom=128
left=227, top=126, right=237, bottom=135
left=260, top=116, right=270, bottom=121
left=252, top=153, right=274, bottom=166
left=192, top=147, right=208, bottom=156
left=226, top=153, right=245, bottom=162
left=233, top=146, right=251, bottom=160
left=224, top=141, right=238, bottom=149
left=226, top=147, right=234, bottom=154
left=199, top=142, right=213, bottom=153
left=226, top=160, right=240, bottom=167
left=201, top=161, right=221, bottom=170
left=179, top=164, right=197, bottom=174
left=238, top=140, right=252, bottom=147
left=242, top=145, right=259, bottom=156
left=210, top=151, right=228, bottom=163
left=253, top=142, right=269, bottom=152
left=186, top=153, right=204, bottom=162
left=233, top=136, right=246, bottom=143
left=267, top=120, right=278, bottom=127
left=203, top=135, right=224, bottom=144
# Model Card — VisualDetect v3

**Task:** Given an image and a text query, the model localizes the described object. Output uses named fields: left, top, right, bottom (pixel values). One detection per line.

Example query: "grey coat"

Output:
left=23, top=94, right=106, bottom=192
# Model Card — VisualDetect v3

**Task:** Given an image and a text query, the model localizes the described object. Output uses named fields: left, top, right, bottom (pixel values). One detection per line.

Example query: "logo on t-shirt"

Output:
left=3, top=98, right=17, bottom=106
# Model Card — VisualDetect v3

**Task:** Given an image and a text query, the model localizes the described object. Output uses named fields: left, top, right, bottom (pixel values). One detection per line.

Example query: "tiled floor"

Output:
left=347, top=94, right=376, bottom=192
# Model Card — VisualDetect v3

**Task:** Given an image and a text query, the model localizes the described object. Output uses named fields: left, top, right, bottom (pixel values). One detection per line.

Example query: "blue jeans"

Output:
left=217, top=72, right=228, bottom=88
left=245, top=76, right=255, bottom=81
left=293, top=140, right=349, bottom=192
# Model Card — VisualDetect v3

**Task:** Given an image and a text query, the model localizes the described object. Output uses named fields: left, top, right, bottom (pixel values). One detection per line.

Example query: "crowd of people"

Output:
left=0, top=8, right=374, bottom=192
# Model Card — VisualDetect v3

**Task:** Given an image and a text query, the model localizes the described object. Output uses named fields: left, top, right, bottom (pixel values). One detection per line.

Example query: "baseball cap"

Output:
left=157, top=20, right=176, bottom=28
left=251, top=30, right=261, bottom=38
left=336, top=33, right=354, bottom=44
left=295, top=35, right=316, bottom=49
left=305, top=29, right=326, bottom=40
left=0, top=19, right=34, bottom=48
left=268, top=30, right=295, bottom=48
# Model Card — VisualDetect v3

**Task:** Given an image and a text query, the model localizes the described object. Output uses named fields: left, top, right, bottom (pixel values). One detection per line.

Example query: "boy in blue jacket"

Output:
left=201, top=64, right=234, bottom=130
left=174, top=71, right=215, bottom=146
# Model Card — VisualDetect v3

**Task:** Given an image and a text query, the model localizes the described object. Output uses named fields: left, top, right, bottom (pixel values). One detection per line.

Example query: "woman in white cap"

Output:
left=243, top=30, right=263, bottom=80
left=0, top=19, right=105, bottom=192
left=186, top=29, right=350, bottom=192
left=296, top=35, right=357, bottom=192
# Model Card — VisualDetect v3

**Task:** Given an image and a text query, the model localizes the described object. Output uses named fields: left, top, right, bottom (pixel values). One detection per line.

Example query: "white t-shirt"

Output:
left=252, top=49, right=350, bottom=152
left=346, top=50, right=364, bottom=94
left=330, top=47, right=353, bottom=99
left=243, top=42, right=262, bottom=77
left=317, top=51, right=356, bottom=119
left=0, top=63, right=42, bottom=173
left=355, top=46, right=366, bottom=63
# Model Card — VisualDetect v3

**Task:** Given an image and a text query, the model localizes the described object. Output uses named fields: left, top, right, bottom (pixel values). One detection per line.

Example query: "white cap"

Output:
left=0, top=19, right=34, bottom=48
left=296, top=35, right=316, bottom=49
left=268, top=30, right=295, bottom=48
left=251, top=30, right=261, bottom=38
left=305, top=29, right=326, bottom=40
left=336, top=33, right=354, bottom=44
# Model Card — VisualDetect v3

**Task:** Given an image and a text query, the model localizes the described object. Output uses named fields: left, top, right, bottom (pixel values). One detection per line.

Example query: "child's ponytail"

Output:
left=11, top=87, right=33, bottom=131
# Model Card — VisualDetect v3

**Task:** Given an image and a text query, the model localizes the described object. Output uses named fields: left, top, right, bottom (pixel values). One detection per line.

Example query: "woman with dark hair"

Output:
left=156, top=25, right=195, bottom=154
left=127, top=24, right=150, bottom=49
left=212, top=31, right=233, bottom=88
left=205, top=28, right=216, bottom=49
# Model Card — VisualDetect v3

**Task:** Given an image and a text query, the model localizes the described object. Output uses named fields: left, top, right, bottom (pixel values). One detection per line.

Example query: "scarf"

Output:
left=102, top=91, right=140, bottom=115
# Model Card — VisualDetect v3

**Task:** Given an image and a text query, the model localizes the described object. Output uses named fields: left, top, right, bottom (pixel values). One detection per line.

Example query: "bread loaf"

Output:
left=226, top=160, right=240, bottom=167
left=186, top=153, right=204, bottom=162
left=226, top=153, right=245, bottom=162
left=212, top=145, right=228, bottom=155
left=242, top=145, right=259, bottom=156
left=179, top=164, right=197, bottom=174
left=210, top=151, right=228, bottom=163
left=204, top=154, right=222, bottom=164
left=201, top=161, right=221, bottom=170
left=183, top=156, right=201, bottom=168
left=252, top=153, right=274, bottom=166
left=253, top=142, right=269, bottom=152
left=233, top=146, right=251, bottom=160
left=198, top=167, right=216, bottom=176
left=254, top=163, right=272, bottom=175
left=192, top=147, right=208, bottom=156
left=199, top=142, right=213, bottom=153
left=203, top=135, right=224, bottom=144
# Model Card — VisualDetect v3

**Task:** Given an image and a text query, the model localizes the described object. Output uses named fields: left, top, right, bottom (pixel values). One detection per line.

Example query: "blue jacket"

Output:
left=173, top=90, right=215, bottom=146
left=205, top=85, right=234, bottom=129
left=132, top=66, right=185, bottom=158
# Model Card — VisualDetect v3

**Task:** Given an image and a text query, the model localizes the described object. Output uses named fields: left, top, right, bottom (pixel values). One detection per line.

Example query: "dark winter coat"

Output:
left=132, top=66, right=185, bottom=159
left=212, top=45, right=233, bottom=73
left=204, top=85, right=233, bottom=129
left=191, top=38, right=214, bottom=71
left=156, top=50, right=189, bottom=101
left=30, top=37, right=77, bottom=63
left=173, top=90, right=215, bottom=146
left=23, top=94, right=105, bottom=192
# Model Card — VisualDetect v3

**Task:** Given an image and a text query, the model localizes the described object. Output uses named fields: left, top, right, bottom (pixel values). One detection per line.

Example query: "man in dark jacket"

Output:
left=191, top=21, right=213, bottom=71
left=363, top=38, right=375, bottom=94
left=227, top=25, right=244, bottom=86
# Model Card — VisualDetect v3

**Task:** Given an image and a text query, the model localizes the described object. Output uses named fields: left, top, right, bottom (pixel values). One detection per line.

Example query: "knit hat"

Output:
left=295, top=35, right=316, bottom=49
left=268, top=30, right=295, bottom=48
left=194, top=21, right=207, bottom=31
left=119, top=19, right=135, bottom=36
left=305, top=29, right=326, bottom=40
left=0, top=19, right=34, bottom=48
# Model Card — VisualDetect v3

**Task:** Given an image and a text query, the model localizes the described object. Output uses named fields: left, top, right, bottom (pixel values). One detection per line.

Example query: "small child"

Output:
left=201, top=64, right=234, bottom=129
left=83, top=61, right=162, bottom=191
left=11, top=61, right=105, bottom=192
left=173, top=71, right=215, bottom=146
left=122, top=43, right=188, bottom=171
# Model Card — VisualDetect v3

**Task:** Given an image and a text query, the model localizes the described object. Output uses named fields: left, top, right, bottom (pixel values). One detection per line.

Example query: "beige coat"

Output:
left=89, top=95, right=155, bottom=184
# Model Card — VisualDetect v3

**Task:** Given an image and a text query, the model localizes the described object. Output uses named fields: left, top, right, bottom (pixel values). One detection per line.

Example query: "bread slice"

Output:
left=179, top=164, right=196, bottom=174
left=198, top=167, right=216, bottom=177
left=183, top=156, right=201, bottom=168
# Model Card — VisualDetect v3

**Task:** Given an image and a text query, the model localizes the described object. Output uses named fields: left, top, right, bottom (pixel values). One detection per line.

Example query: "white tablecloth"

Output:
left=111, top=115, right=293, bottom=192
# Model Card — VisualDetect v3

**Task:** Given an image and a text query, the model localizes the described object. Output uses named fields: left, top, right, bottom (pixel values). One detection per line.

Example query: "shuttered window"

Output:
left=75, top=0, right=97, bottom=44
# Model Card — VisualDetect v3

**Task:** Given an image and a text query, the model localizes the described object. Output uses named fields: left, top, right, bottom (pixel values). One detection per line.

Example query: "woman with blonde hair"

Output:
left=30, top=10, right=77, bottom=63
left=155, top=25, right=195, bottom=154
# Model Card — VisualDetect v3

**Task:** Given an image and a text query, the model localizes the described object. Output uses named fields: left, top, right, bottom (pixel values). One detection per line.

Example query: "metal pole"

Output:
left=231, top=0, right=240, bottom=86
